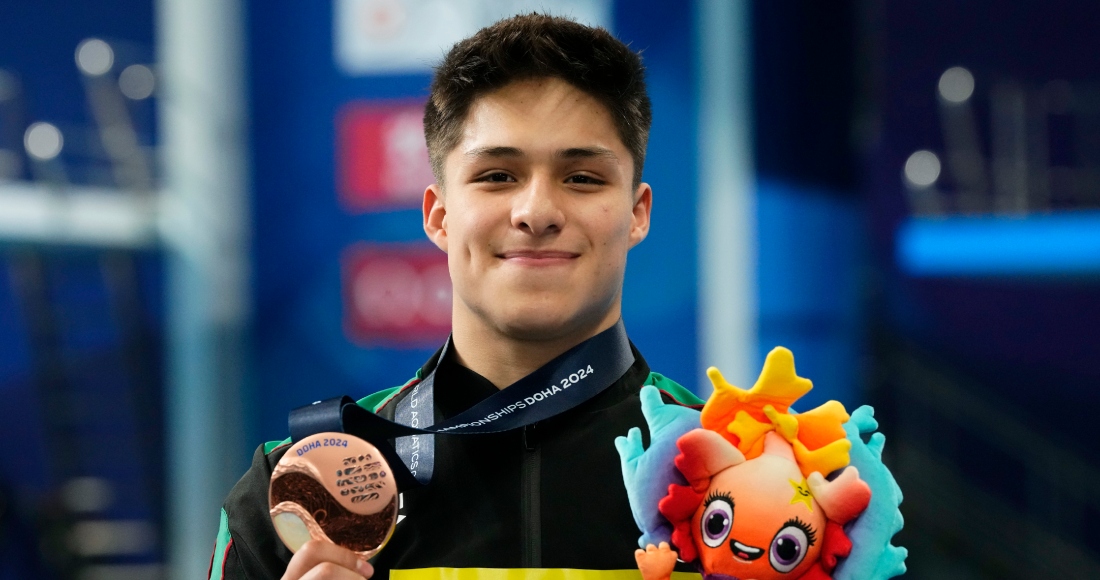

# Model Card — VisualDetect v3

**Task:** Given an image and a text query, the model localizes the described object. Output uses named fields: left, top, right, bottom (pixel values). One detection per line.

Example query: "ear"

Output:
left=674, top=429, right=745, bottom=492
left=629, top=182, right=652, bottom=248
left=423, top=183, right=448, bottom=252
left=807, top=467, right=872, bottom=525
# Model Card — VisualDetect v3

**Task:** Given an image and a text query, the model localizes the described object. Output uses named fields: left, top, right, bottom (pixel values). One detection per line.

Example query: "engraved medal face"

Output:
left=268, top=433, right=398, bottom=558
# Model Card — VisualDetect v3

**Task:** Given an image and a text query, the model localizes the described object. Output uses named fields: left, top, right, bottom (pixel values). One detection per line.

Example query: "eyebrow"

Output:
left=463, top=145, right=620, bottom=162
left=557, top=147, right=619, bottom=162
left=464, top=146, right=523, bottom=159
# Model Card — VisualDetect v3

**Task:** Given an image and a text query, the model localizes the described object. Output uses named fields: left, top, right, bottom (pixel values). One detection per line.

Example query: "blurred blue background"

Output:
left=0, top=0, right=1098, bottom=578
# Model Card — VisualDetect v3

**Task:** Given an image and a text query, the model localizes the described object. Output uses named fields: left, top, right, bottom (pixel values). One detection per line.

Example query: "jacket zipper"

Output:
left=521, top=422, right=541, bottom=567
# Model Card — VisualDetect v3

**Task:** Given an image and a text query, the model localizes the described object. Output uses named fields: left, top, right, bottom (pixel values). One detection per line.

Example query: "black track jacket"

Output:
left=209, top=342, right=702, bottom=580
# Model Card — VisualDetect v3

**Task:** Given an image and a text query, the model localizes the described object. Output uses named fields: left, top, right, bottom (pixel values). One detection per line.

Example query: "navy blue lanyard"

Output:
left=289, top=319, right=634, bottom=488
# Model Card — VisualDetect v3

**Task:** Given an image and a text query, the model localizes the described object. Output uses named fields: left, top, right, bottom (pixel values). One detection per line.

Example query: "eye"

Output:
left=476, top=172, right=515, bottom=183
left=768, top=518, right=816, bottom=573
left=565, top=174, right=605, bottom=185
left=699, top=493, right=734, bottom=548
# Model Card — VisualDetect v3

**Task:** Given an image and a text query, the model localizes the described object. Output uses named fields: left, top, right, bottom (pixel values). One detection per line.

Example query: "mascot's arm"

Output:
left=635, top=542, right=677, bottom=580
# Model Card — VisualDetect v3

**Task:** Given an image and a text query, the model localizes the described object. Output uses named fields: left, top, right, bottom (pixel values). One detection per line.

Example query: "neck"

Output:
left=449, top=308, right=622, bottom=389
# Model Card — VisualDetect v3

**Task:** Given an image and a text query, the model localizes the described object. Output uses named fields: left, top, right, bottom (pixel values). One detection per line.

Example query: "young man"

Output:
left=209, top=13, right=702, bottom=580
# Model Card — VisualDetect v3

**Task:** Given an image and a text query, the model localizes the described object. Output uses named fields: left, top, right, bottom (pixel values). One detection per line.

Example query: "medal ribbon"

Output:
left=289, top=319, right=634, bottom=488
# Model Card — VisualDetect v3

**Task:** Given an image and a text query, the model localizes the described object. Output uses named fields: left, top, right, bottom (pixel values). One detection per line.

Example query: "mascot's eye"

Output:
left=768, top=518, right=816, bottom=573
left=700, top=493, right=734, bottom=548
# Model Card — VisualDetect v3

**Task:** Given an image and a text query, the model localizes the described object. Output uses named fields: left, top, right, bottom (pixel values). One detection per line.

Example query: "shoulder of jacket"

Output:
left=359, top=372, right=421, bottom=414
left=208, top=507, right=233, bottom=580
left=215, top=444, right=293, bottom=578
left=643, top=371, right=705, bottom=408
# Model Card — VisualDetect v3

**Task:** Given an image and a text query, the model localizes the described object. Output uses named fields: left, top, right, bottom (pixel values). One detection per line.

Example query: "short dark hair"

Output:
left=424, top=13, right=652, bottom=187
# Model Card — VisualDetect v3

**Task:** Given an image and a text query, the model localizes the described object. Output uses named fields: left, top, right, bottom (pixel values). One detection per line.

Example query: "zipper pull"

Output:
left=523, top=422, right=539, bottom=451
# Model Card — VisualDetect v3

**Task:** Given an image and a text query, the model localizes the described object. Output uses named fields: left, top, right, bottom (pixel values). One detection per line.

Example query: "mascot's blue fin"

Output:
left=616, top=385, right=701, bottom=548
left=834, top=405, right=908, bottom=580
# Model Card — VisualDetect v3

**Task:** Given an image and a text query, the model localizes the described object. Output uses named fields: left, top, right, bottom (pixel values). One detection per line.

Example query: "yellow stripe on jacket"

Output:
left=392, top=569, right=701, bottom=580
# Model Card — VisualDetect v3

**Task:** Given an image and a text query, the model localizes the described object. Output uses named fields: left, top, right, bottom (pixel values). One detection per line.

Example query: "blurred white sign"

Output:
left=335, top=0, right=613, bottom=75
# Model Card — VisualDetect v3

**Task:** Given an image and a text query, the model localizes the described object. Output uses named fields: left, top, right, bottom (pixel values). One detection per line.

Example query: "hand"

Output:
left=281, top=540, right=375, bottom=580
left=634, top=542, right=677, bottom=580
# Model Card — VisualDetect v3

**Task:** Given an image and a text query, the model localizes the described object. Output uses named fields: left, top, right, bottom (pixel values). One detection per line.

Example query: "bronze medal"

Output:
left=268, top=432, right=398, bottom=558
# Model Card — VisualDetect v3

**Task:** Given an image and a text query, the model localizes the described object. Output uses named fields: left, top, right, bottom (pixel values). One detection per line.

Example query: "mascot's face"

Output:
left=691, top=454, right=826, bottom=580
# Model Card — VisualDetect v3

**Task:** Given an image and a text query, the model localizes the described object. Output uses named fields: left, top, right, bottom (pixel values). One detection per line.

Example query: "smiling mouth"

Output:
left=729, top=539, right=763, bottom=562
left=498, top=250, right=579, bottom=261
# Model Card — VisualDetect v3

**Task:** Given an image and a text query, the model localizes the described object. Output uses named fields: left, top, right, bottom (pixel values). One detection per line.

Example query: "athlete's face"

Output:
left=423, top=77, right=651, bottom=342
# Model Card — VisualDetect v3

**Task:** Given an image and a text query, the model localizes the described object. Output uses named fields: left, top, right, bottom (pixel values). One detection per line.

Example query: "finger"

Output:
left=658, top=541, right=670, bottom=551
left=640, top=385, right=663, bottom=419
left=300, top=561, right=373, bottom=580
left=290, top=541, right=373, bottom=579
left=614, top=433, right=633, bottom=457
left=616, top=428, right=641, bottom=455
left=282, top=540, right=373, bottom=580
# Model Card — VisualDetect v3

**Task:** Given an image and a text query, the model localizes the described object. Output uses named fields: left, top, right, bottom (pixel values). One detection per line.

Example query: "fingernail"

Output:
left=357, top=559, right=374, bottom=578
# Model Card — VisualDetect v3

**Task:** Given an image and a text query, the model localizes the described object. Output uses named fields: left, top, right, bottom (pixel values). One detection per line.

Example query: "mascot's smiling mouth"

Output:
left=729, top=539, right=764, bottom=562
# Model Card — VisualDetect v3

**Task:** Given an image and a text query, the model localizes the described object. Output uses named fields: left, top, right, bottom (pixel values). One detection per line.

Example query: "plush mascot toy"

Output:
left=617, top=347, right=907, bottom=580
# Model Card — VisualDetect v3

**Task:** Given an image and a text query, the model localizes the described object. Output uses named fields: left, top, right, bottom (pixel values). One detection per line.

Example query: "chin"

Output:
left=493, top=311, right=581, bottom=342
left=489, top=300, right=610, bottom=343
left=460, top=283, right=620, bottom=343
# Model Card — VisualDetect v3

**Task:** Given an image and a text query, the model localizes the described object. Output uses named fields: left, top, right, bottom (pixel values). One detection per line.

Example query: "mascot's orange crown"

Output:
left=701, top=347, right=852, bottom=479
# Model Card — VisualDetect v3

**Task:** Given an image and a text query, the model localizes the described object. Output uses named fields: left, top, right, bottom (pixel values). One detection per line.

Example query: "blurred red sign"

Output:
left=337, top=99, right=435, bottom=213
left=342, top=242, right=452, bottom=346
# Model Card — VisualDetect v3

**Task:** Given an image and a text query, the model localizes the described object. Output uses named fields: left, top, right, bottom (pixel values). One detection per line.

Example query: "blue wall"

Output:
left=756, top=180, right=865, bottom=410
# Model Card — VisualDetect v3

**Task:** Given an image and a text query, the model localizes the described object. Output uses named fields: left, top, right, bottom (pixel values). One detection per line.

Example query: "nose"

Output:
left=511, top=176, right=565, bottom=236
